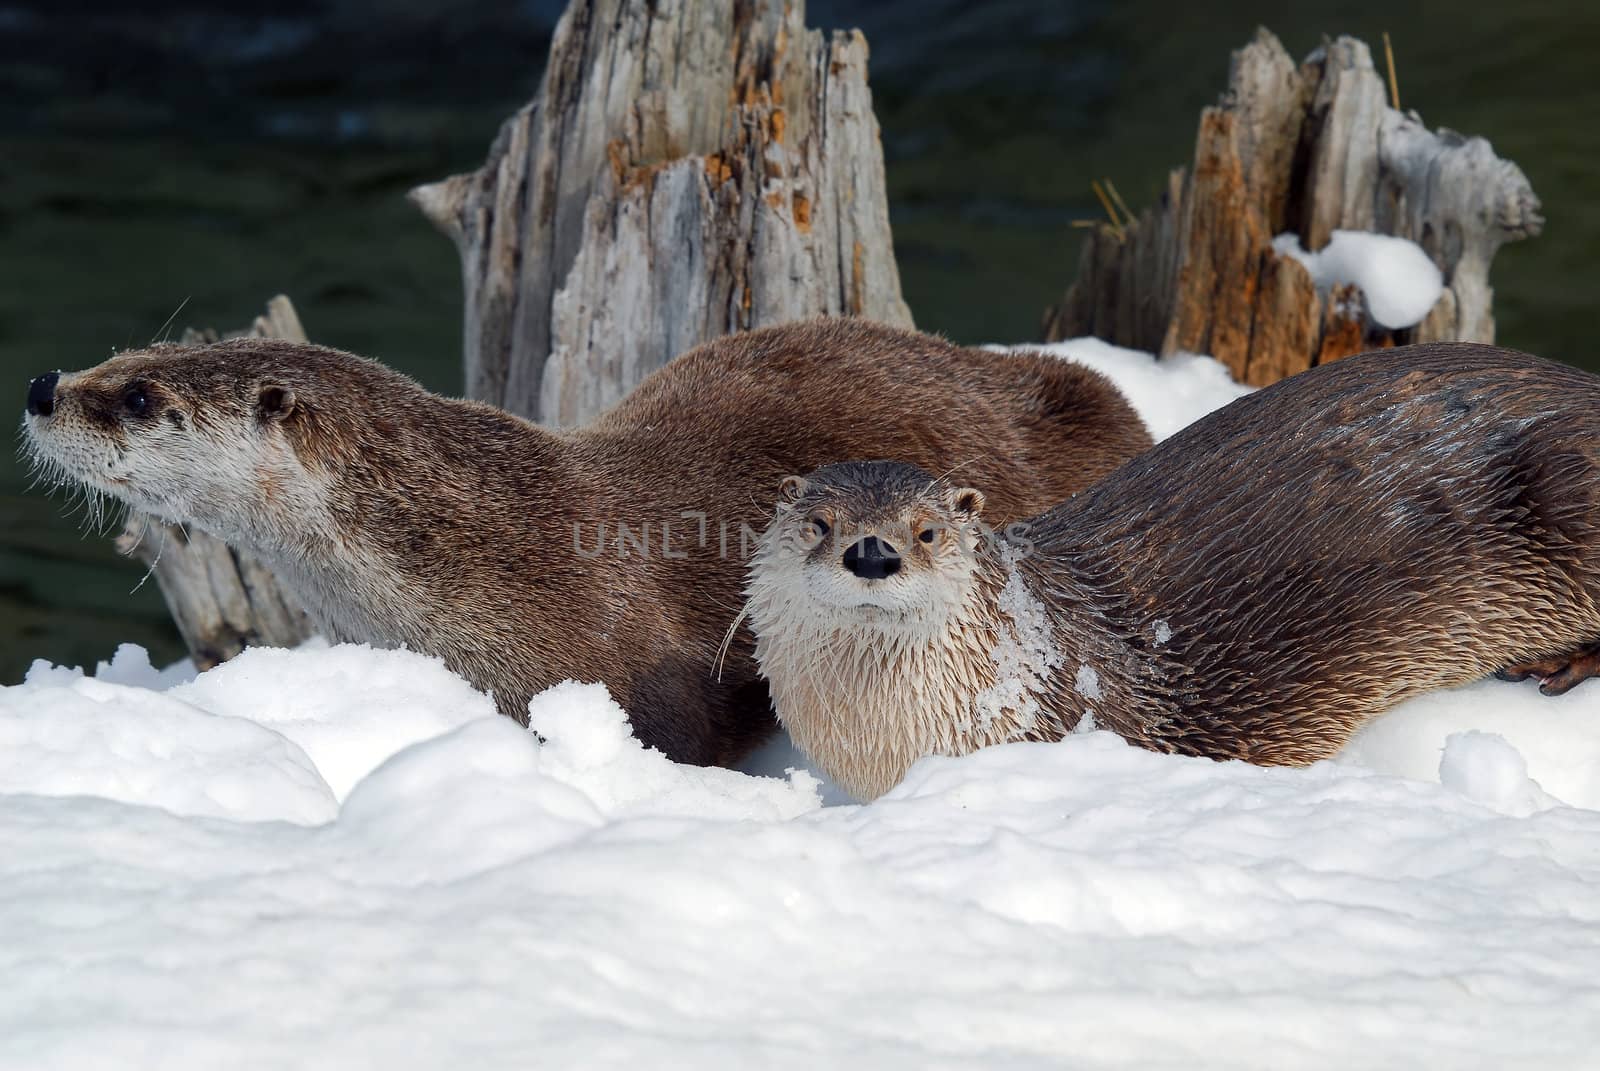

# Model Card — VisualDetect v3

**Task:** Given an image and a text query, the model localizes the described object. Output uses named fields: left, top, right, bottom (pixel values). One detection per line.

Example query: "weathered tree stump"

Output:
left=1043, top=29, right=1543, bottom=387
left=114, top=296, right=315, bottom=669
left=411, top=0, right=910, bottom=426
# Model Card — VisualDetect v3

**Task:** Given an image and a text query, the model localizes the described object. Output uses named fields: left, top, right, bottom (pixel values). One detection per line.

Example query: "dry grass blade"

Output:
left=1104, top=179, right=1135, bottom=231
left=1382, top=32, right=1400, bottom=110
left=1090, top=180, right=1125, bottom=239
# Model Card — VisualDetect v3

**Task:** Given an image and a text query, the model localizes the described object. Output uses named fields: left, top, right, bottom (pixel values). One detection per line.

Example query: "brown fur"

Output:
left=750, top=343, right=1600, bottom=796
left=21, top=318, right=1151, bottom=766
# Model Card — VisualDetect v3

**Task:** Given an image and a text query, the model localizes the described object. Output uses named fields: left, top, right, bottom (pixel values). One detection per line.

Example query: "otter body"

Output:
left=21, top=318, right=1151, bottom=765
left=748, top=343, right=1600, bottom=799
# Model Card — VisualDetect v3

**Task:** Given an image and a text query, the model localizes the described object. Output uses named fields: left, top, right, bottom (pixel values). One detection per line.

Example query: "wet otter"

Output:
left=20, top=318, right=1151, bottom=766
left=746, top=343, right=1600, bottom=799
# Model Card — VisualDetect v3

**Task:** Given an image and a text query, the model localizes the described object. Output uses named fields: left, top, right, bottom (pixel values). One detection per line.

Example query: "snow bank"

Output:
left=3, top=656, right=1600, bottom=1068
left=1273, top=229, right=1444, bottom=329
left=6, top=339, right=1600, bottom=1066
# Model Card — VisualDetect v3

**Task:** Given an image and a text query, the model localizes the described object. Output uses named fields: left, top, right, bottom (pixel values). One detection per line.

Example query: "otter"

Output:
left=20, top=318, right=1151, bottom=766
left=746, top=342, right=1600, bottom=800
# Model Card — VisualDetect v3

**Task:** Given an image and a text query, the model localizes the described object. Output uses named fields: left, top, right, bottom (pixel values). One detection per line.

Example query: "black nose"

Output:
left=843, top=536, right=901, bottom=580
left=26, top=372, right=59, bottom=418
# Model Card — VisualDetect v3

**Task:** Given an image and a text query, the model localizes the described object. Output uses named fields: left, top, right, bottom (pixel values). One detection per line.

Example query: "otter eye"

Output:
left=808, top=516, right=830, bottom=540
left=123, top=385, right=150, bottom=416
left=918, top=527, right=936, bottom=544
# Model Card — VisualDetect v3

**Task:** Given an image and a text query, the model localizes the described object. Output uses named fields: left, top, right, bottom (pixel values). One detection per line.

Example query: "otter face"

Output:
left=20, top=342, right=308, bottom=542
left=752, top=460, right=989, bottom=627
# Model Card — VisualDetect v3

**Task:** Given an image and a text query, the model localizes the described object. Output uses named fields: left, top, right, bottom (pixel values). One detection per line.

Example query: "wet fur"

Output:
left=750, top=343, right=1600, bottom=797
left=21, top=318, right=1152, bottom=766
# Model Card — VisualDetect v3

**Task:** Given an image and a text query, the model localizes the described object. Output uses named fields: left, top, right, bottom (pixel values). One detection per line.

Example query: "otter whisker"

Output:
left=695, top=591, right=751, bottom=615
left=714, top=605, right=751, bottom=682
left=120, top=513, right=152, bottom=556
left=129, top=522, right=169, bottom=594
left=921, top=453, right=991, bottom=497
left=150, top=296, right=192, bottom=346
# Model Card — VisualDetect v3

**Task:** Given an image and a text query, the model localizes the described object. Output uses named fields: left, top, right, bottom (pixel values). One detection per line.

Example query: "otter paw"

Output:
left=1537, top=647, right=1600, bottom=697
left=1499, top=646, right=1600, bottom=696
left=1497, top=655, right=1571, bottom=684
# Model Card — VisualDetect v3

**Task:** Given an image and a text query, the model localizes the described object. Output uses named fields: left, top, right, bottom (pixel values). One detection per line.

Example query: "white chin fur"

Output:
left=19, top=419, right=135, bottom=531
left=23, top=415, right=190, bottom=526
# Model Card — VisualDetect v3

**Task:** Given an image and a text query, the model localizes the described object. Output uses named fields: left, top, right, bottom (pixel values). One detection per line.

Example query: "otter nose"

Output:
left=26, top=372, right=59, bottom=418
left=842, top=536, right=901, bottom=580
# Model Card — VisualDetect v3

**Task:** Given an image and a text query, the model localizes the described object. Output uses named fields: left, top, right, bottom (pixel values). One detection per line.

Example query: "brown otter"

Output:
left=746, top=342, right=1600, bottom=799
left=19, top=317, right=1151, bottom=766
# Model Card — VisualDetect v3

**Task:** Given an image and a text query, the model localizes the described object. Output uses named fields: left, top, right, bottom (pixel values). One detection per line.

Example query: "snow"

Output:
left=1005, top=336, right=1252, bottom=441
left=972, top=546, right=1062, bottom=734
left=1073, top=663, right=1102, bottom=701
left=5, top=336, right=1600, bottom=1066
left=1436, top=730, right=1563, bottom=818
left=4, top=660, right=1600, bottom=1067
left=1340, top=675, right=1600, bottom=808
left=1273, top=229, right=1445, bottom=329
left=167, top=642, right=493, bottom=798
left=0, top=669, right=335, bottom=825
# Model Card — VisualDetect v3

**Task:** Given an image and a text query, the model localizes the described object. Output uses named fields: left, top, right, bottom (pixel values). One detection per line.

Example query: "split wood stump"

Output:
left=1043, top=29, right=1543, bottom=386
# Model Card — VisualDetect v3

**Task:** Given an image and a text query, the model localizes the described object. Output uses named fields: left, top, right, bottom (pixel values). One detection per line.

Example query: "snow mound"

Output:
left=169, top=643, right=493, bottom=798
left=1273, top=229, right=1445, bottom=329
left=96, top=641, right=199, bottom=689
left=1437, top=730, right=1563, bottom=817
left=0, top=672, right=335, bottom=824
left=527, top=680, right=821, bottom=820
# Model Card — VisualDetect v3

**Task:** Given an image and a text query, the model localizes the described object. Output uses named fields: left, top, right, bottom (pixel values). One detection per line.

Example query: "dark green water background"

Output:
left=2, top=0, right=1596, bottom=681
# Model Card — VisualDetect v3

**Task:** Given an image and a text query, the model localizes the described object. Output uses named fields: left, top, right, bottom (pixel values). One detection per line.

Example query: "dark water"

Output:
left=2, top=0, right=1596, bottom=681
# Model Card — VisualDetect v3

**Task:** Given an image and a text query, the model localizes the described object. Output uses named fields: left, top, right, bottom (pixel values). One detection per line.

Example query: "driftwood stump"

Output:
left=1043, top=29, right=1543, bottom=387
left=114, top=296, right=315, bottom=669
left=410, top=0, right=910, bottom=426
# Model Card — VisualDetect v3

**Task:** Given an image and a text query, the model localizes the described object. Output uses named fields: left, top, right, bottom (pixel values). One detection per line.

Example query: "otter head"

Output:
left=19, top=339, right=375, bottom=550
left=749, top=460, right=991, bottom=635
left=747, top=462, right=1047, bottom=800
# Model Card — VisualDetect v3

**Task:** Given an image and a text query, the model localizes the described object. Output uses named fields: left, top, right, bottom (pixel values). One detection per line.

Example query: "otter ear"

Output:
left=778, top=475, right=809, bottom=502
left=946, top=486, right=986, bottom=518
left=256, top=384, right=296, bottom=423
